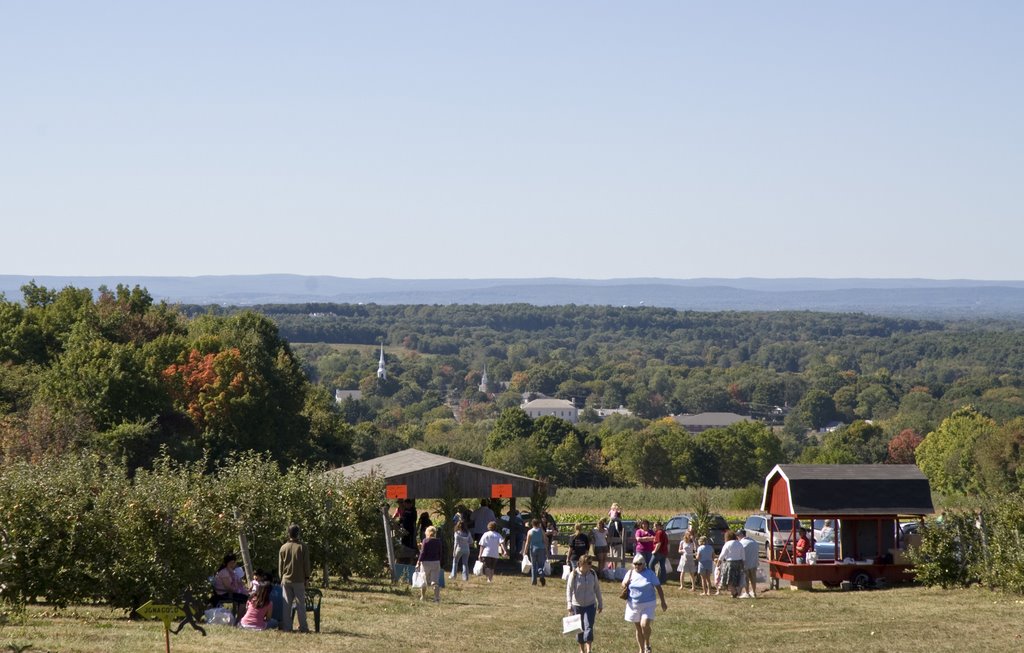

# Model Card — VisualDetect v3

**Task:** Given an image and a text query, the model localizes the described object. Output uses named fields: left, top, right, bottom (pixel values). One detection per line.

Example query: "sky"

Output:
left=2, top=2, right=1022, bottom=280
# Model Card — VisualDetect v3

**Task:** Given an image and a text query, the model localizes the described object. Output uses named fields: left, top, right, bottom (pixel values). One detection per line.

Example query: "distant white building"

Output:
left=522, top=398, right=578, bottom=423
left=593, top=406, right=634, bottom=419
left=335, top=389, right=363, bottom=402
left=674, top=412, right=752, bottom=434
left=479, top=365, right=489, bottom=394
left=376, top=342, right=387, bottom=380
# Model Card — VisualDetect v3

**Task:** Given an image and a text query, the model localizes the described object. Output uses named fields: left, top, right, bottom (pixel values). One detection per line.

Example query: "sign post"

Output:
left=137, top=600, right=185, bottom=653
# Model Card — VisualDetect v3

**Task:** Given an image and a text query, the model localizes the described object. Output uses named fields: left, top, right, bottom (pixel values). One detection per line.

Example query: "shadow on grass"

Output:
left=328, top=578, right=412, bottom=596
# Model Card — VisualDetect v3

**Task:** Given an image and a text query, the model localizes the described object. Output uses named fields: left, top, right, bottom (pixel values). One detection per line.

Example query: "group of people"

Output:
left=408, top=501, right=788, bottom=653
left=677, top=528, right=761, bottom=598
left=508, top=504, right=670, bottom=653
left=210, top=523, right=313, bottom=632
left=414, top=512, right=510, bottom=602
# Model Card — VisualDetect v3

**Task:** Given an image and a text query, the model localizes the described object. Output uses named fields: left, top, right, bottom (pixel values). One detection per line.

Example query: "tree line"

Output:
left=6, top=285, right=1024, bottom=494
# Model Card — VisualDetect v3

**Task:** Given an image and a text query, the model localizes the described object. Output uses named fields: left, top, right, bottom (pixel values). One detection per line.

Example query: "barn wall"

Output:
left=768, top=476, right=794, bottom=515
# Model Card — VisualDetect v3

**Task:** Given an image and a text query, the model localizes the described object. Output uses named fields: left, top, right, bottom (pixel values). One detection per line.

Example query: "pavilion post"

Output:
left=382, top=504, right=397, bottom=579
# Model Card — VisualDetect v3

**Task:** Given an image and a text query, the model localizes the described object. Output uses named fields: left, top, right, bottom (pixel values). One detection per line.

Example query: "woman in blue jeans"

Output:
left=450, top=519, right=472, bottom=580
left=522, top=518, right=548, bottom=586
left=566, top=554, right=603, bottom=653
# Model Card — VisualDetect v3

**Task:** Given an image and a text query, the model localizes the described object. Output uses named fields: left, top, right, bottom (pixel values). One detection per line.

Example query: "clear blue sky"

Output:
left=2, top=2, right=1021, bottom=279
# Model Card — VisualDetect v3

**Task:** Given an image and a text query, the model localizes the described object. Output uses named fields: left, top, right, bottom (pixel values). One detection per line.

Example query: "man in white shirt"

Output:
left=470, top=499, right=496, bottom=544
left=738, top=529, right=760, bottom=598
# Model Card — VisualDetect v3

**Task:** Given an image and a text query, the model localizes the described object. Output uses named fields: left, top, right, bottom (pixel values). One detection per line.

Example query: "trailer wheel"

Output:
left=851, top=570, right=873, bottom=589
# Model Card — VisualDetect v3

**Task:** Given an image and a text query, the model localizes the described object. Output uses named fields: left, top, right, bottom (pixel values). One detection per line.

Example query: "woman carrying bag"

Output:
left=621, top=554, right=667, bottom=653
left=566, top=555, right=603, bottom=653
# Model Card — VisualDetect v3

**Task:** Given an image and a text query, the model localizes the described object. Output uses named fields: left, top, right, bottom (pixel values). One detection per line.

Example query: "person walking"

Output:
left=566, top=523, right=591, bottom=572
left=523, top=518, right=548, bottom=586
left=278, top=523, right=311, bottom=633
left=477, top=521, right=507, bottom=583
left=738, top=529, right=760, bottom=598
left=621, top=554, right=667, bottom=653
left=507, top=508, right=525, bottom=560
left=470, top=499, right=495, bottom=546
left=451, top=519, right=472, bottom=581
left=566, top=554, right=603, bottom=653
left=716, top=530, right=745, bottom=599
left=417, top=525, right=443, bottom=602
left=651, top=522, right=669, bottom=583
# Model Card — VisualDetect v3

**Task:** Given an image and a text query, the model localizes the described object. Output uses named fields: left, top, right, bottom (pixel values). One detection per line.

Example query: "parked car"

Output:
left=811, top=539, right=835, bottom=562
left=664, top=513, right=729, bottom=561
left=742, top=514, right=803, bottom=558
left=899, top=520, right=920, bottom=538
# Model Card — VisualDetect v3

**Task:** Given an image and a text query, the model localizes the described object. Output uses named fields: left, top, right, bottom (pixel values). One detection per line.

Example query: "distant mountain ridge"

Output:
left=2, top=275, right=1024, bottom=319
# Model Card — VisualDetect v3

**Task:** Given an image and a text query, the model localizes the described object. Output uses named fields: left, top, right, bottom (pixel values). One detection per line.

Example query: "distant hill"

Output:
left=2, top=275, right=1024, bottom=319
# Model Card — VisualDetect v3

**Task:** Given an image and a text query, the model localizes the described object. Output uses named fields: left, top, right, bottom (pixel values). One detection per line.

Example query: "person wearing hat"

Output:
left=621, top=553, right=667, bottom=653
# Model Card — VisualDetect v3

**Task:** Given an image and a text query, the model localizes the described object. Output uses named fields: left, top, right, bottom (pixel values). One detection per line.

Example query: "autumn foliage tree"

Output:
left=887, top=428, right=923, bottom=464
left=162, top=348, right=249, bottom=434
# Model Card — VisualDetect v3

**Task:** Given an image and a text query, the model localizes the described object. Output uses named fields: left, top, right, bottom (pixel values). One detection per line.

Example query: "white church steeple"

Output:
left=479, top=364, right=489, bottom=393
left=376, top=341, right=387, bottom=380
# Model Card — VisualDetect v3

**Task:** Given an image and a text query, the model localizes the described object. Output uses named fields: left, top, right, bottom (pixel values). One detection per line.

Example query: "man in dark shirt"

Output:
left=279, top=523, right=311, bottom=632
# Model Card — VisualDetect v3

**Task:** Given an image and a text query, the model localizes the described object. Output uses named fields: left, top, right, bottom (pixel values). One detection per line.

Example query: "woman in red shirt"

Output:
left=651, top=522, right=670, bottom=583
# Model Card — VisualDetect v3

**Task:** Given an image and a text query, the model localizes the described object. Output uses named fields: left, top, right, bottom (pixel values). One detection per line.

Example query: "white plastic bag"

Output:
left=562, top=614, right=583, bottom=635
left=562, top=565, right=572, bottom=581
left=665, top=558, right=674, bottom=573
left=411, top=570, right=426, bottom=588
left=204, top=606, right=234, bottom=626
left=543, top=560, right=552, bottom=576
left=521, top=557, right=532, bottom=574
left=473, top=560, right=485, bottom=576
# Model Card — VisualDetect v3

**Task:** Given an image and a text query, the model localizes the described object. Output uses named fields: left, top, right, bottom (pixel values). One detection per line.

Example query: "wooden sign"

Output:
left=137, top=600, right=184, bottom=629
left=137, top=600, right=185, bottom=653
left=386, top=484, right=408, bottom=499
left=491, top=483, right=513, bottom=499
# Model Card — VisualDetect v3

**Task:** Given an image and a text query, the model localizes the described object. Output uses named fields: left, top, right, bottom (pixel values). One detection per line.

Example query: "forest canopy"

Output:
left=5, top=286, right=1024, bottom=495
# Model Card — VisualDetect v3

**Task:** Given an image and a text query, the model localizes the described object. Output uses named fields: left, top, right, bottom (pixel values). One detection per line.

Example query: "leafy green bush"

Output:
left=910, top=512, right=982, bottom=588
left=910, top=494, right=1024, bottom=593
left=974, top=494, right=1024, bottom=593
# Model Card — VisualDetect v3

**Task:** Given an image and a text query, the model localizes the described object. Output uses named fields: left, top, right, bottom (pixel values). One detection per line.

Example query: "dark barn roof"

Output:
left=327, top=448, right=553, bottom=499
left=761, top=464, right=934, bottom=516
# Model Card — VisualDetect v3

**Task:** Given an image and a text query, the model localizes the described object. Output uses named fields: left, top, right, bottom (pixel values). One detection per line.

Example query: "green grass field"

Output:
left=5, top=575, right=1023, bottom=653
